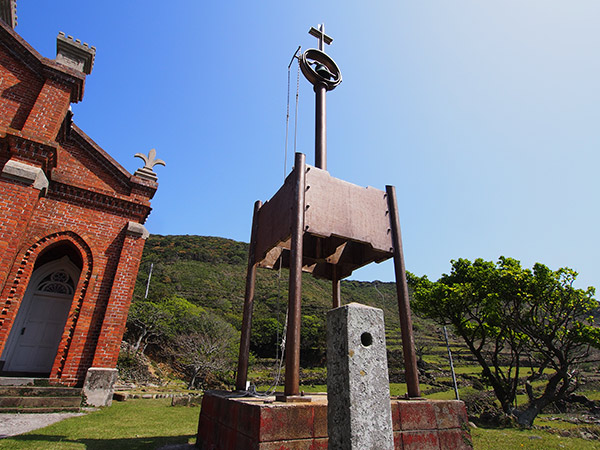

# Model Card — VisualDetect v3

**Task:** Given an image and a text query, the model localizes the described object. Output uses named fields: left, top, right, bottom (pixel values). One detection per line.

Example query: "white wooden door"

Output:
left=3, top=292, right=71, bottom=373
left=1, top=256, right=79, bottom=374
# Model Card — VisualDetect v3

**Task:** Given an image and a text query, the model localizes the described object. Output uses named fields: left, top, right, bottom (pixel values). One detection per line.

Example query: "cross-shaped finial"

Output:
left=309, top=23, right=333, bottom=52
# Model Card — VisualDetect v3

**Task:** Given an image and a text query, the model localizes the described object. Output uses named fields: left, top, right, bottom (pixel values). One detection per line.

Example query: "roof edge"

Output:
left=69, top=124, right=158, bottom=193
left=70, top=123, right=132, bottom=184
left=0, top=19, right=86, bottom=102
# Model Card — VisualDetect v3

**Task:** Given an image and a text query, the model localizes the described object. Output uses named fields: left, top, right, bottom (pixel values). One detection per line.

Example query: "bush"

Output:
left=461, top=390, right=513, bottom=427
left=117, top=346, right=160, bottom=384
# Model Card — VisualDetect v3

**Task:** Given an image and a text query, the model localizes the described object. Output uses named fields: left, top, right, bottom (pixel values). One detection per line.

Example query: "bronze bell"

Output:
left=315, top=63, right=333, bottom=80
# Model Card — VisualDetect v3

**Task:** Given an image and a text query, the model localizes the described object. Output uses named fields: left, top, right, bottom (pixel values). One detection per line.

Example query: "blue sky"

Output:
left=17, top=2, right=599, bottom=291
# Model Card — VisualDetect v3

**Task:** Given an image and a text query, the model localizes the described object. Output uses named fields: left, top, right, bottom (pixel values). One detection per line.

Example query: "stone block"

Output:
left=56, top=32, right=96, bottom=74
left=201, top=392, right=218, bottom=419
left=401, top=430, right=440, bottom=450
left=397, top=400, right=436, bottom=431
left=393, top=432, right=404, bottom=449
left=196, top=414, right=214, bottom=448
left=312, top=401, right=328, bottom=437
left=225, top=400, right=240, bottom=436
left=127, top=221, right=150, bottom=239
left=233, top=432, right=256, bottom=450
left=82, top=367, right=117, bottom=407
left=171, top=396, right=190, bottom=407
left=1, top=159, right=48, bottom=190
left=112, top=392, right=128, bottom=402
left=327, top=303, right=394, bottom=449
left=438, top=429, right=473, bottom=449
left=433, top=400, right=468, bottom=429
left=259, top=438, right=328, bottom=449
left=195, top=390, right=472, bottom=450
left=391, top=401, right=401, bottom=431
left=0, top=0, right=17, bottom=29
left=190, top=396, right=203, bottom=406
left=260, top=403, right=325, bottom=441
left=236, top=399, right=261, bottom=440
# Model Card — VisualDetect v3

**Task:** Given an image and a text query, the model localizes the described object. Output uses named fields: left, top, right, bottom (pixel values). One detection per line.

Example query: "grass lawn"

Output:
left=471, top=426, right=600, bottom=449
left=582, top=389, right=600, bottom=401
left=1, top=396, right=598, bottom=449
left=0, top=399, right=198, bottom=450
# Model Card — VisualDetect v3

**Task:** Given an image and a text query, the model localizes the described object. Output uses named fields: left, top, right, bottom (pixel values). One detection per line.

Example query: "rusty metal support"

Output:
left=284, top=153, right=306, bottom=397
left=385, top=185, right=421, bottom=398
left=235, top=200, right=262, bottom=391
left=314, top=83, right=327, bottom=170
left=332, top=265, right=341, bottom=308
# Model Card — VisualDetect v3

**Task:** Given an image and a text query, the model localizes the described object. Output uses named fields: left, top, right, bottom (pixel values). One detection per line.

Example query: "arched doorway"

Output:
left=1, top=254, right=81, bottom=375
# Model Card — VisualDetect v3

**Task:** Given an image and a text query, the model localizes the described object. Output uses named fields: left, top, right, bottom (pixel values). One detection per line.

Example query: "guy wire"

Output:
left=284, top=66, right=290, bottom=180
left=250, top=256, right=287, bottom=397
left=250, top=47, right=301, bottom=397
left=294, top=58, right=300, bottom=155
left=284, top=46, right=301, bottom=181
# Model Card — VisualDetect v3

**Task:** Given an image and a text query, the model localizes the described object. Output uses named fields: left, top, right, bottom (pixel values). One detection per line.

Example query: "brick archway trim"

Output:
left=0, top=230, right=96, bottom=380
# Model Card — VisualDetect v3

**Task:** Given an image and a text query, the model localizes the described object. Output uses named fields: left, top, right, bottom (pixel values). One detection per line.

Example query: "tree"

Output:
left=125, top=301, right=173, bottom=354
left=172, top=310, right=238, bottom=389
left=125, top=295, right=200, bottom=353
left=250, top=317, right=283, bottom=358
left=126, top=294, right=239, bottom=389
left=174, top=331, right=235, bottom=389
left=513, top=263, right=600, bottom=425
left=412, top=257, right=599, bottom=427
left=300, top=314, right=326, bottom=365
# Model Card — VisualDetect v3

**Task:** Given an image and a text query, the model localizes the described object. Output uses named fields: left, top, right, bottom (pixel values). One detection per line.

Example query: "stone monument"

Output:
left=327, top=303, right=394, bottom=449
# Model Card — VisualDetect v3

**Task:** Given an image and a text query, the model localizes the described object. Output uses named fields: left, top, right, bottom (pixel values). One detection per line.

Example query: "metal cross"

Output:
left=309, top=23, right=333, bottom=52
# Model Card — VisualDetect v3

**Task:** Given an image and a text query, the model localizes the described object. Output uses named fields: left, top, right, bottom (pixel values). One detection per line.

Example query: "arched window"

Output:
left=36, top=270, right=76, bottom=295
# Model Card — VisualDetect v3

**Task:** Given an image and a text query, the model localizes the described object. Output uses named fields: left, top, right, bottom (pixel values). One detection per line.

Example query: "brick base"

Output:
left=196, top=391, right=472, bottom=449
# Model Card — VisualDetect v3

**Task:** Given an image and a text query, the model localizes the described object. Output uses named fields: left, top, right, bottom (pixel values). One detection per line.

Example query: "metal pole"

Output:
left=144, top=263, right=153, bottom=299
left=235, top=200, right=262, bottom=391
left=284, top=153, right=306, bottom=397
left=318, top=24, right=325, bottom=51
left=332, top=265, right=341, bottom=308
left=386, top=185, right=421, bottom=398
left=444, top=326, right=460, bottom=400
left=314, top=83, right=327, bottom=170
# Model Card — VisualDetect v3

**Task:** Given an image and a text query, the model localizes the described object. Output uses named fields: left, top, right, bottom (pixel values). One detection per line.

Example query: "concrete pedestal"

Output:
left=327, top=303, right=394, bottom=449
left=195, top=391, right=472, bottom=449
left=82, top=367, right=117, bottom=407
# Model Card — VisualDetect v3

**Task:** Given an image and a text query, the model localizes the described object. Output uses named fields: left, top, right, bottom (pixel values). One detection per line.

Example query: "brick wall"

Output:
left=0, top=21, right=157, bottom=386
left=0, top=45, right=43, bottom=130
left=22, top=78, right=71, bottom=140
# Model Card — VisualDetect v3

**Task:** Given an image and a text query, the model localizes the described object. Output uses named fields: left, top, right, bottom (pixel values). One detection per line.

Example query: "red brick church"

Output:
left=0, top=1, right=161, bottom=405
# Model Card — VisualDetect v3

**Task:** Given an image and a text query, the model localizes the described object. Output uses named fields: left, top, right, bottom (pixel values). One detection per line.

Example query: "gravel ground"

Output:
left=0, top=412, right=85, bottom=438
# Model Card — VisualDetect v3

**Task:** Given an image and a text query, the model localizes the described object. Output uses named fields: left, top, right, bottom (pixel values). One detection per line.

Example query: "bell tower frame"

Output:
left=235, top=24, right=421, bottom=400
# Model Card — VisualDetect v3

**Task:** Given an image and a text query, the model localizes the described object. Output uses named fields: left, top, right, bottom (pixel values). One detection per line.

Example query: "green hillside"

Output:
left=126, top=234, right=459, bottom=376
left=122, top=234, right=600, bottom=432
left=134, top=234, right=400, bottom=317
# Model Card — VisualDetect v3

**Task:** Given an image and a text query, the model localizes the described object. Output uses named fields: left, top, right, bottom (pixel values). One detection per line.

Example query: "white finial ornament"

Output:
left=134, top=148, right=165, bottom=181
